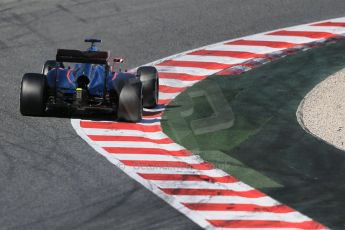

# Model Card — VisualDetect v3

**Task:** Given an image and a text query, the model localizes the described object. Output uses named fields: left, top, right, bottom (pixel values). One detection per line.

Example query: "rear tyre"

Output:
left=20, top=73, right=47, bottom=116
left=117, top=80, right=143, bottom=122
left=42, top=60, right=64, bottom=75
left=137, top=66, right=159, bottom=108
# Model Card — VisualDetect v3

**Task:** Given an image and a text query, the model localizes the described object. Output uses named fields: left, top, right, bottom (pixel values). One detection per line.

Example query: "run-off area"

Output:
left=162, top=39, right=345, bottom=229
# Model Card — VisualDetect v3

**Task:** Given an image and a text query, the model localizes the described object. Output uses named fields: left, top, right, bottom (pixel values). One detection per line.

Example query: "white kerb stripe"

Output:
left=133, top=168, right=229, bottom=177
left=289, top=25, right=345, bottom=34
left=155, top=66, right=221, bottom=76
left=82, top=128, right=168, bottom=139
left=154, top=180, right=253, bottom=191
left=206, top=44, right=283, bottom=54
left=159, top=78, right=199, bottom=88
left=95, top=141, right=186, bottom=151
left=159, top=92, right=180, bottom=100
left=328, top=17, right=345, bottom=23
left=174, top=195, right=280, bottom=206
left=244, top=34, right=314, bottom=44
left=171, top=54, right=249, bottom=65
left=107, top=154, right=204, bottom=164
left=196, top=211, right=311, bottom=221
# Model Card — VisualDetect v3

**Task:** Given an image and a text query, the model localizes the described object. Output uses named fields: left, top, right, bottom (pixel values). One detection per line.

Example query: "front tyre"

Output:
left=117, top=80, right=143, bottom=122
left=137, top=66, right=159, bottom=108
left=20, top=73, right=47, bottom=116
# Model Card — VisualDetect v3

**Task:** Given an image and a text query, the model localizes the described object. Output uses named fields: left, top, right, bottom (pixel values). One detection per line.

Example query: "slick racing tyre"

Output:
left=137, top=66, right=159, bottom=108
left=117, top=79, right=143, bottom=122
left=42, top=60, right=64, bottom=75
left=20, top=73, right=47, bottom=116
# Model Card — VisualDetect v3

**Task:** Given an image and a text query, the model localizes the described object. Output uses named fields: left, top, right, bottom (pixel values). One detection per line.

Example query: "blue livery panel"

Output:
left=46, top=64, right=135, bottom=97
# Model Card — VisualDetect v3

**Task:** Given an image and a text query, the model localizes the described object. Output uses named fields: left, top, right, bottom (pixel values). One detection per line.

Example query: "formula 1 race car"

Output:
left=20, top=39, right=159, bottom=122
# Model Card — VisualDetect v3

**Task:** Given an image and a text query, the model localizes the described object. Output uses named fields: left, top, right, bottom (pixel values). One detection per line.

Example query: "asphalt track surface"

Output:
left=2, top=1, right=345, bottom=229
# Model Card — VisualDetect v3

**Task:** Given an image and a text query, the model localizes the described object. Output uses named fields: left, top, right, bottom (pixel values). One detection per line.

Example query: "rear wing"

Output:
left=56, top=49, right=110, bottom=65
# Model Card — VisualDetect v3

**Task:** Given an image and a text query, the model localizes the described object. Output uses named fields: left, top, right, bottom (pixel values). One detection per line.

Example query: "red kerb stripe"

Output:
left=312, top=22, right=345, bottom=27
left=88, top=135, right=173, bottom=144
left=225, top=39, right=298, bottom=48
left=159, top=85, right=186, bottom=93
left=138, top=174, right=238, bottom=183
left=104, top=147, right=191, bottom=156
left=159, top=72, right=206, bottom=81
left=80, top=121, right=162, bottom=132
left=208, top=220, right=325, bottom=229
left=157, top=60, right=231, bottom=70
left=267, top=30, right=335, bottom=39
left=160, top=188, right=265, bottom=198
left=188, top=49, right=262, bottom=59
left=121, top=160, right=214, bottom=170
left=183, top=203, right=294, bottom=213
